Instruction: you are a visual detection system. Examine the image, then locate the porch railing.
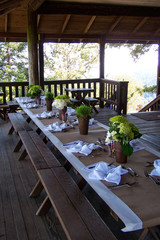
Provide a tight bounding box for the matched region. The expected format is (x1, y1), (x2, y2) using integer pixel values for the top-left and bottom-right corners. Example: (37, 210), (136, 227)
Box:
(139, 94), (160, 112)
(0, 78), (128, 114)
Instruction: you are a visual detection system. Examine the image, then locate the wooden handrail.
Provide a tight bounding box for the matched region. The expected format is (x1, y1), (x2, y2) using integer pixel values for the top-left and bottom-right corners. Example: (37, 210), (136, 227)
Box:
(0, 78), (128, 114)
(139, 94), (160, 112)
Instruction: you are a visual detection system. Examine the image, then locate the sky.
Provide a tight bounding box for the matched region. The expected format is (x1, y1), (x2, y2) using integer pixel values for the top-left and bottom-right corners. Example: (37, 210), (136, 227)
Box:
(104, 44), (158, 86)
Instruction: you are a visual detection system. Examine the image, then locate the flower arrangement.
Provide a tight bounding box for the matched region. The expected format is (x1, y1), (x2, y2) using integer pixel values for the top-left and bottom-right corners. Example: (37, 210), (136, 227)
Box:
(27, 85), (44, 98)
(52, 94), (70, 110)
(105, 115), (142, 156)
(75, 104), (92, 118)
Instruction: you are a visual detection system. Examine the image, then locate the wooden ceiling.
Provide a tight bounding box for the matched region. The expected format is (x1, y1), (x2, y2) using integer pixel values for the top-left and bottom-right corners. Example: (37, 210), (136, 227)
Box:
(0, 0), (160, 44)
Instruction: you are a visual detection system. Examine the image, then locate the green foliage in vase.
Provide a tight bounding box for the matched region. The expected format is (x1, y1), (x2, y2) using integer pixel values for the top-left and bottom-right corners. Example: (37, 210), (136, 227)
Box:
(45, 92), (54, 100)
(75, 104), (92, 117)
(27, 85), (43, 98)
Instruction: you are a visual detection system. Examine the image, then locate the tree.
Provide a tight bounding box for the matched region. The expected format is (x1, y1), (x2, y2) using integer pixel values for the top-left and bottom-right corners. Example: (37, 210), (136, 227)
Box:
(0, 42), (28, 82)
(44, 43), (99, 80)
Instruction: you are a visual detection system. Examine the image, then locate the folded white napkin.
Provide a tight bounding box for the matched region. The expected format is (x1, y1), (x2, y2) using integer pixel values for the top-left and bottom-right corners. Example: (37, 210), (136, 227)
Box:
(88, 161), (128, 184)
(26, 103), (38, 108)
(64, 140), (101, 156)
(150, 159), (160, 176)
(72, 118), (97, 127)
(35, 111), (55, 118)
(44, 122), (72, 132)
(21, 98), (34, 103)
(67, 107), (76, 116)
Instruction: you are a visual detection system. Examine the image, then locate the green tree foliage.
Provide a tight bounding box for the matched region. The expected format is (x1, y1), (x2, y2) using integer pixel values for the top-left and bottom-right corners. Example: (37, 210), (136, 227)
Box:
(0, 42), (28, 82)
(143, 84), (157, 93)
(44, 43), (99, 80)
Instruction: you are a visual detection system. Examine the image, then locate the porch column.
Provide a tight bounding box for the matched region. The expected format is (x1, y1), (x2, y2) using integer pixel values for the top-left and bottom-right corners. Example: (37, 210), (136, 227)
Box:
(99, 36), (105, 108)
(157, 42), (160, 96)
(38, 36), (44, 90)
(27, 7), (39, 85)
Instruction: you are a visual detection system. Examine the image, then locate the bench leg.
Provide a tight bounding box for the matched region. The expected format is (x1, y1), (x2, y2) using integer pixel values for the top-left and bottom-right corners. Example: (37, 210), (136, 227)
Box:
(18, 149), (27, 161)
(63, 160), (72, 172)
(8, 126), (14, 135)
(77, 177), (87, 190)
(29, 180), (44, 198)
(43, 136), (49, 144)
(138, 228), (149, 240)
(36, 196), (52, 216)
(36, 127), (42, 135)
(13, 139), (22, 152)
(26, 116), (31, 123)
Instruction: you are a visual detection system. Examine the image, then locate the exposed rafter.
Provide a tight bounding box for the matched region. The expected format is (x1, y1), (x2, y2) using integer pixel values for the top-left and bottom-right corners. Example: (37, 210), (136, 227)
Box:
(58, 14), (71, 42)
(131, 17), (149, 33)
(107, 16), (123, 34)
(83, 16), (96, 34)
(4, 14), (8, 41)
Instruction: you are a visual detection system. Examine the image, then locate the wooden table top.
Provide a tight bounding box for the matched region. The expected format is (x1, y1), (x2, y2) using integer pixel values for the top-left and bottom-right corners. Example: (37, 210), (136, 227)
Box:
(15, 97), (160, 233)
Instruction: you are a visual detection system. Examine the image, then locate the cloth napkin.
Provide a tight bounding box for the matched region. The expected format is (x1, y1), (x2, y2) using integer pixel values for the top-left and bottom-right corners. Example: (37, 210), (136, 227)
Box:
(67, 107), (76, 116)
(72, 118), (97, 127)
(35, 111), (55, 118)
(63, 140), (101, 156)
(44, 122), (73, 132)
(88, 161), (128, 185)
(150, 159), (160, 176)
(25, 103), (38, 108)
(21, 98), (34, 103)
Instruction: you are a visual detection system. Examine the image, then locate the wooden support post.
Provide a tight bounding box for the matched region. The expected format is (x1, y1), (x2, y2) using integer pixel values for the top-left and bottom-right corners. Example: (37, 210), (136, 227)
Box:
(99, 36), (105, 108)
(157, 42), (160, 96)
(38, 38), (44, 90)
(27, 7), (39, 85)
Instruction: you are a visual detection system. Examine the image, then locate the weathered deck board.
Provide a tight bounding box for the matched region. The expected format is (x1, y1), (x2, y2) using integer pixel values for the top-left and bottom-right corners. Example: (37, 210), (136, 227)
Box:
(0, 119), (66, 240)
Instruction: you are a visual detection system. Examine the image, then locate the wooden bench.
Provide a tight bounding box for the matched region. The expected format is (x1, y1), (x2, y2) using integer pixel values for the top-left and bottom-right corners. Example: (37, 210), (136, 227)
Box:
(84, 97), (99, 113)
(8, 112), (33, 135)
(15, 130), (61, 170)
(31, 167), (116, 240)
(70, 97), (81, 106)
(0, 104), (9, 121)
(7, 101), (21, 113)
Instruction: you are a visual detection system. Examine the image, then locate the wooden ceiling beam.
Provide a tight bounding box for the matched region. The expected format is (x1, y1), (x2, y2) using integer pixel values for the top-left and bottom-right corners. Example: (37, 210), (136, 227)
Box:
(83, 16), (96, 34)
(4, 14), (8, 41)
(37, 2), (160, 17)
(28, 0), (46, 11)
(108, 16), (123, 34)
(131, 17), (149, 33)
(61, 14), (71, 34)
(58, 14), (71, 42)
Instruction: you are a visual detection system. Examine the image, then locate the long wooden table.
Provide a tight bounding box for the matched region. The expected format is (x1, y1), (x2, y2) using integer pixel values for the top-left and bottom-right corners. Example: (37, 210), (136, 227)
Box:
(15, 97), (160, 237)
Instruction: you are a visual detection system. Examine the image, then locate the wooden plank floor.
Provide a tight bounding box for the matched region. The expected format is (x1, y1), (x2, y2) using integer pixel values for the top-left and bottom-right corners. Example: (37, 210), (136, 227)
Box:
(0, 119), (67, 240)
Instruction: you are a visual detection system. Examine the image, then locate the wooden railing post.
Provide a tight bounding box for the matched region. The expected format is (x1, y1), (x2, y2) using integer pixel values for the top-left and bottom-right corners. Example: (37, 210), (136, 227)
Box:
(99, 37), (105, 108)
(117, 81), (128, 114)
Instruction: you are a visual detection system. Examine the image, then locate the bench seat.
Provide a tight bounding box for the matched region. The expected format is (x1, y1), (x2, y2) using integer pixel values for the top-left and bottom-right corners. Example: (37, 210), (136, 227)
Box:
(8, 112), (32, 134)
(17, 130), (61, 170)
(33, 167), (116, 240)
(84, 97), (99, 113)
